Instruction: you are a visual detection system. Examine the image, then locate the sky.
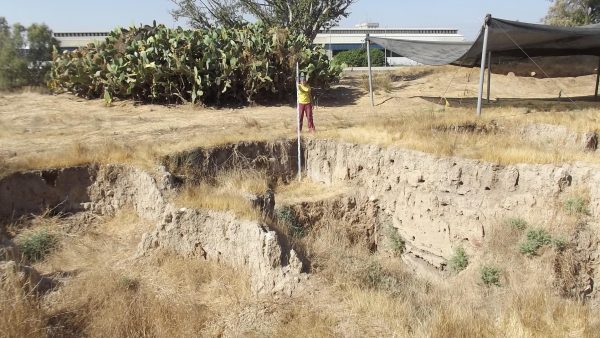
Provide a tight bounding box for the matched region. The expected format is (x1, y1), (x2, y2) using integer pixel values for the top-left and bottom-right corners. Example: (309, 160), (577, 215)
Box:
(1, 0), (551, 39)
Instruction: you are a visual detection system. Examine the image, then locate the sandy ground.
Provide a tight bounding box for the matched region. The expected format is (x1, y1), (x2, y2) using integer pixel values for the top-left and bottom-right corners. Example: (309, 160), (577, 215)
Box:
(1, 66), (599, 166)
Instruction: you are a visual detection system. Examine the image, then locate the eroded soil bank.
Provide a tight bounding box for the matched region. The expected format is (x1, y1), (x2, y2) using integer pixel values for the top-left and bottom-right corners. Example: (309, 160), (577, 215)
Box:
(2, 138), (600, 306)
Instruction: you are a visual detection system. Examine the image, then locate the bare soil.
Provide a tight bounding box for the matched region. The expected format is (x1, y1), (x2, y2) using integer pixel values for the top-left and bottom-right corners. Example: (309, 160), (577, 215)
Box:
(2, 67), (600, 169)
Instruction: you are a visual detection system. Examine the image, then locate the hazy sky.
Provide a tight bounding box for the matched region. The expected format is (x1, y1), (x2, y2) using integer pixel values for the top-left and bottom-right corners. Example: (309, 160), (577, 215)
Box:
(2, 0), (551, 39)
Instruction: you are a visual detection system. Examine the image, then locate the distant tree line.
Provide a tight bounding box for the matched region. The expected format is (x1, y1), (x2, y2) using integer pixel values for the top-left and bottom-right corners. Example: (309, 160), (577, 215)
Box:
(0, 17), (59, 90)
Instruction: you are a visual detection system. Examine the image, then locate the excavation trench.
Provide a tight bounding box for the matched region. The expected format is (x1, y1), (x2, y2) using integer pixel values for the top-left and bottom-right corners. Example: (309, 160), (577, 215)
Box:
(2, 138), (600, 300)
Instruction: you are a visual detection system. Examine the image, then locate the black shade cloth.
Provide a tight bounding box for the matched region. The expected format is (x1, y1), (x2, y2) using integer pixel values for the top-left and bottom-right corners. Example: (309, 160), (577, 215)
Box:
(370, 16), (600, 68)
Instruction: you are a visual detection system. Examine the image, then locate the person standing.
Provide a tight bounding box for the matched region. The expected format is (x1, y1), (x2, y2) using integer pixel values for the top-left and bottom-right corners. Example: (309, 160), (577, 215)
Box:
(297, 74), (315, 132)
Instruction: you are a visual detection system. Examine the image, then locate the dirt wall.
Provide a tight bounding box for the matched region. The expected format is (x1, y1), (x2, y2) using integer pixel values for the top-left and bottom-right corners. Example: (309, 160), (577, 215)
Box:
(304, 139), (600, 269)
(0, 166), (97, 220)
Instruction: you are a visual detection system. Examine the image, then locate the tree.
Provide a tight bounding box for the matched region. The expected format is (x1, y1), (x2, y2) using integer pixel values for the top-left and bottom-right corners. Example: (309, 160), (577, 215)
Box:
(170, 0), (243, 29)
(0, 17), (59, 89)
(170, 0), (356, 40)
(26, 24), (59, 85)
(240, 0), (355, 40)
(544, 0), (600, 26)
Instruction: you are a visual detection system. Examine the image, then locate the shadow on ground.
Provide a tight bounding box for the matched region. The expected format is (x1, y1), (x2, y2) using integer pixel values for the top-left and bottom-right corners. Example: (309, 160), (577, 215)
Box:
(416, 95), (600, 111)
(314, 86), (363, 107)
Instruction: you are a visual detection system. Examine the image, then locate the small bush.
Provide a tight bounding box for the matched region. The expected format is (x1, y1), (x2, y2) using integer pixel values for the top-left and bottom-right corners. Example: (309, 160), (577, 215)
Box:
(363, 261), (401, 292)
(17, 230), (57, 262)
(564, 197), (588, 215)
(553, 237), (568, 252)
(118, 276), (140, 291)
(519, 228), (552, 256)
(480, 266), (501, 287)
(386, 226), (405, 255)
(449, 246), (469, 273)
(333, 48), (385, 67)
(507, 217), (527, 231)
(276, 206), (304, 238)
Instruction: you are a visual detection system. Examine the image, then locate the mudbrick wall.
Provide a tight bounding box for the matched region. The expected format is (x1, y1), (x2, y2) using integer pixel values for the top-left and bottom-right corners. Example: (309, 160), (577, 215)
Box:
(304, 139), (600, 270)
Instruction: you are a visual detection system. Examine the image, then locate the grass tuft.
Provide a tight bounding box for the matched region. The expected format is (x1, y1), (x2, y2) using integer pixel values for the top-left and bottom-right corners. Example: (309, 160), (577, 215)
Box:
(519, 228), (552, 256)
(564, 196), (589, 216)
(276, 206), (304, 238)
(448, 246), (469, 273)
(507, 217), (528, 231)
(17, 229), (57, 262)
(386, 225), (405, 256)
(480, 265), (501, 287)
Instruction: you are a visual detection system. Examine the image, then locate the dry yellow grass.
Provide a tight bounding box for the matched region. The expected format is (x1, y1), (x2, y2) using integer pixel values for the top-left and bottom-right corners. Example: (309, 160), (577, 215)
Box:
(175, 169), (269, 220)
(275, 178), (349, 205)
(2, 67), (600, 175)
(291, 210), (600, 337)
(318, 106), (600, 165)
(0, 210), (258, 337)
(2, 181), (600, 337)
(0, 272), (46, 338)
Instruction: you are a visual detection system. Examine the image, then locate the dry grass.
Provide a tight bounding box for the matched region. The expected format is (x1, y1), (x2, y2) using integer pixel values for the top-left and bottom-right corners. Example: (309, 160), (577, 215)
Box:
(175, 169), (269, 220)
(2, 68), (600, 174)
(284, 202), (600, 337)
(0, 210), (257, 337)
(359, 72), (396, 93)
(319, 107), (600, 165)
(0, 272), (46, 338)
(275, 178), (349, 205)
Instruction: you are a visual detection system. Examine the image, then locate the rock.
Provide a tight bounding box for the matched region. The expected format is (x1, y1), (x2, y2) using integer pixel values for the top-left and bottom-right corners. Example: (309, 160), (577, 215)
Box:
(584, 132), (598, 151)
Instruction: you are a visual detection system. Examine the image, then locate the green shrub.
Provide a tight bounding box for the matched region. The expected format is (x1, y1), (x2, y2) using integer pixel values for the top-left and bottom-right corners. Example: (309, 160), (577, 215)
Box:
(118, 275), (140, 291)
(507, 217), (527, 231)
(17, 230), (57, 262)
(480, 265), (501, 287)
(564, 196), (588, 215)
(553, 237), (568, 252)
(519, 228), (552, 256)
(276, 206), (304, 238)
(50, 22), (341, 105)
(449, 246), (469, 273)
(333, 48), (385, 67)
(363, 261), (400, 292)
(386, 226), (405, 255)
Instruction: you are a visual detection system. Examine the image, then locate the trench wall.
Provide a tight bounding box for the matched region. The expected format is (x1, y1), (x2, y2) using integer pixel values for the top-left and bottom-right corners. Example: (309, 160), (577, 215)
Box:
(304, 139), (600, 268)
(0, 166), (97, 220)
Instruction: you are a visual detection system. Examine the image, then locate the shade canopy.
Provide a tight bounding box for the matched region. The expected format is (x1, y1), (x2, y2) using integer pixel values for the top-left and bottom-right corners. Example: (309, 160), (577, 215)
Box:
(370, 16), (600, 67)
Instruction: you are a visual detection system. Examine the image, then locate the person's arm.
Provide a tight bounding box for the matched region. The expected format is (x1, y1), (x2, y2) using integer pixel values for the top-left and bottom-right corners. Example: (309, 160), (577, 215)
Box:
(298, 83), (310, 93)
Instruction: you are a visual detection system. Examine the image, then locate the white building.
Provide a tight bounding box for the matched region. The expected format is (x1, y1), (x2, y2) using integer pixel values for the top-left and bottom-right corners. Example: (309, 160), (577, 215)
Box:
(54, 23), (465, 65)
(53, 32), (110, 51)
(314, 23), (465, 65)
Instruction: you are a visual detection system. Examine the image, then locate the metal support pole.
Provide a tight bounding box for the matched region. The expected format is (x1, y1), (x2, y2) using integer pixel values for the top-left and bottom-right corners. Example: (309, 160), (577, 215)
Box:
(366, 34), (375, 107)
(595, 57), (600, 99)
(384, 48), (387, 67)
(476, 16), (491, 117)
(295, 62), (302, 181)
(486, 51), (492, 103)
